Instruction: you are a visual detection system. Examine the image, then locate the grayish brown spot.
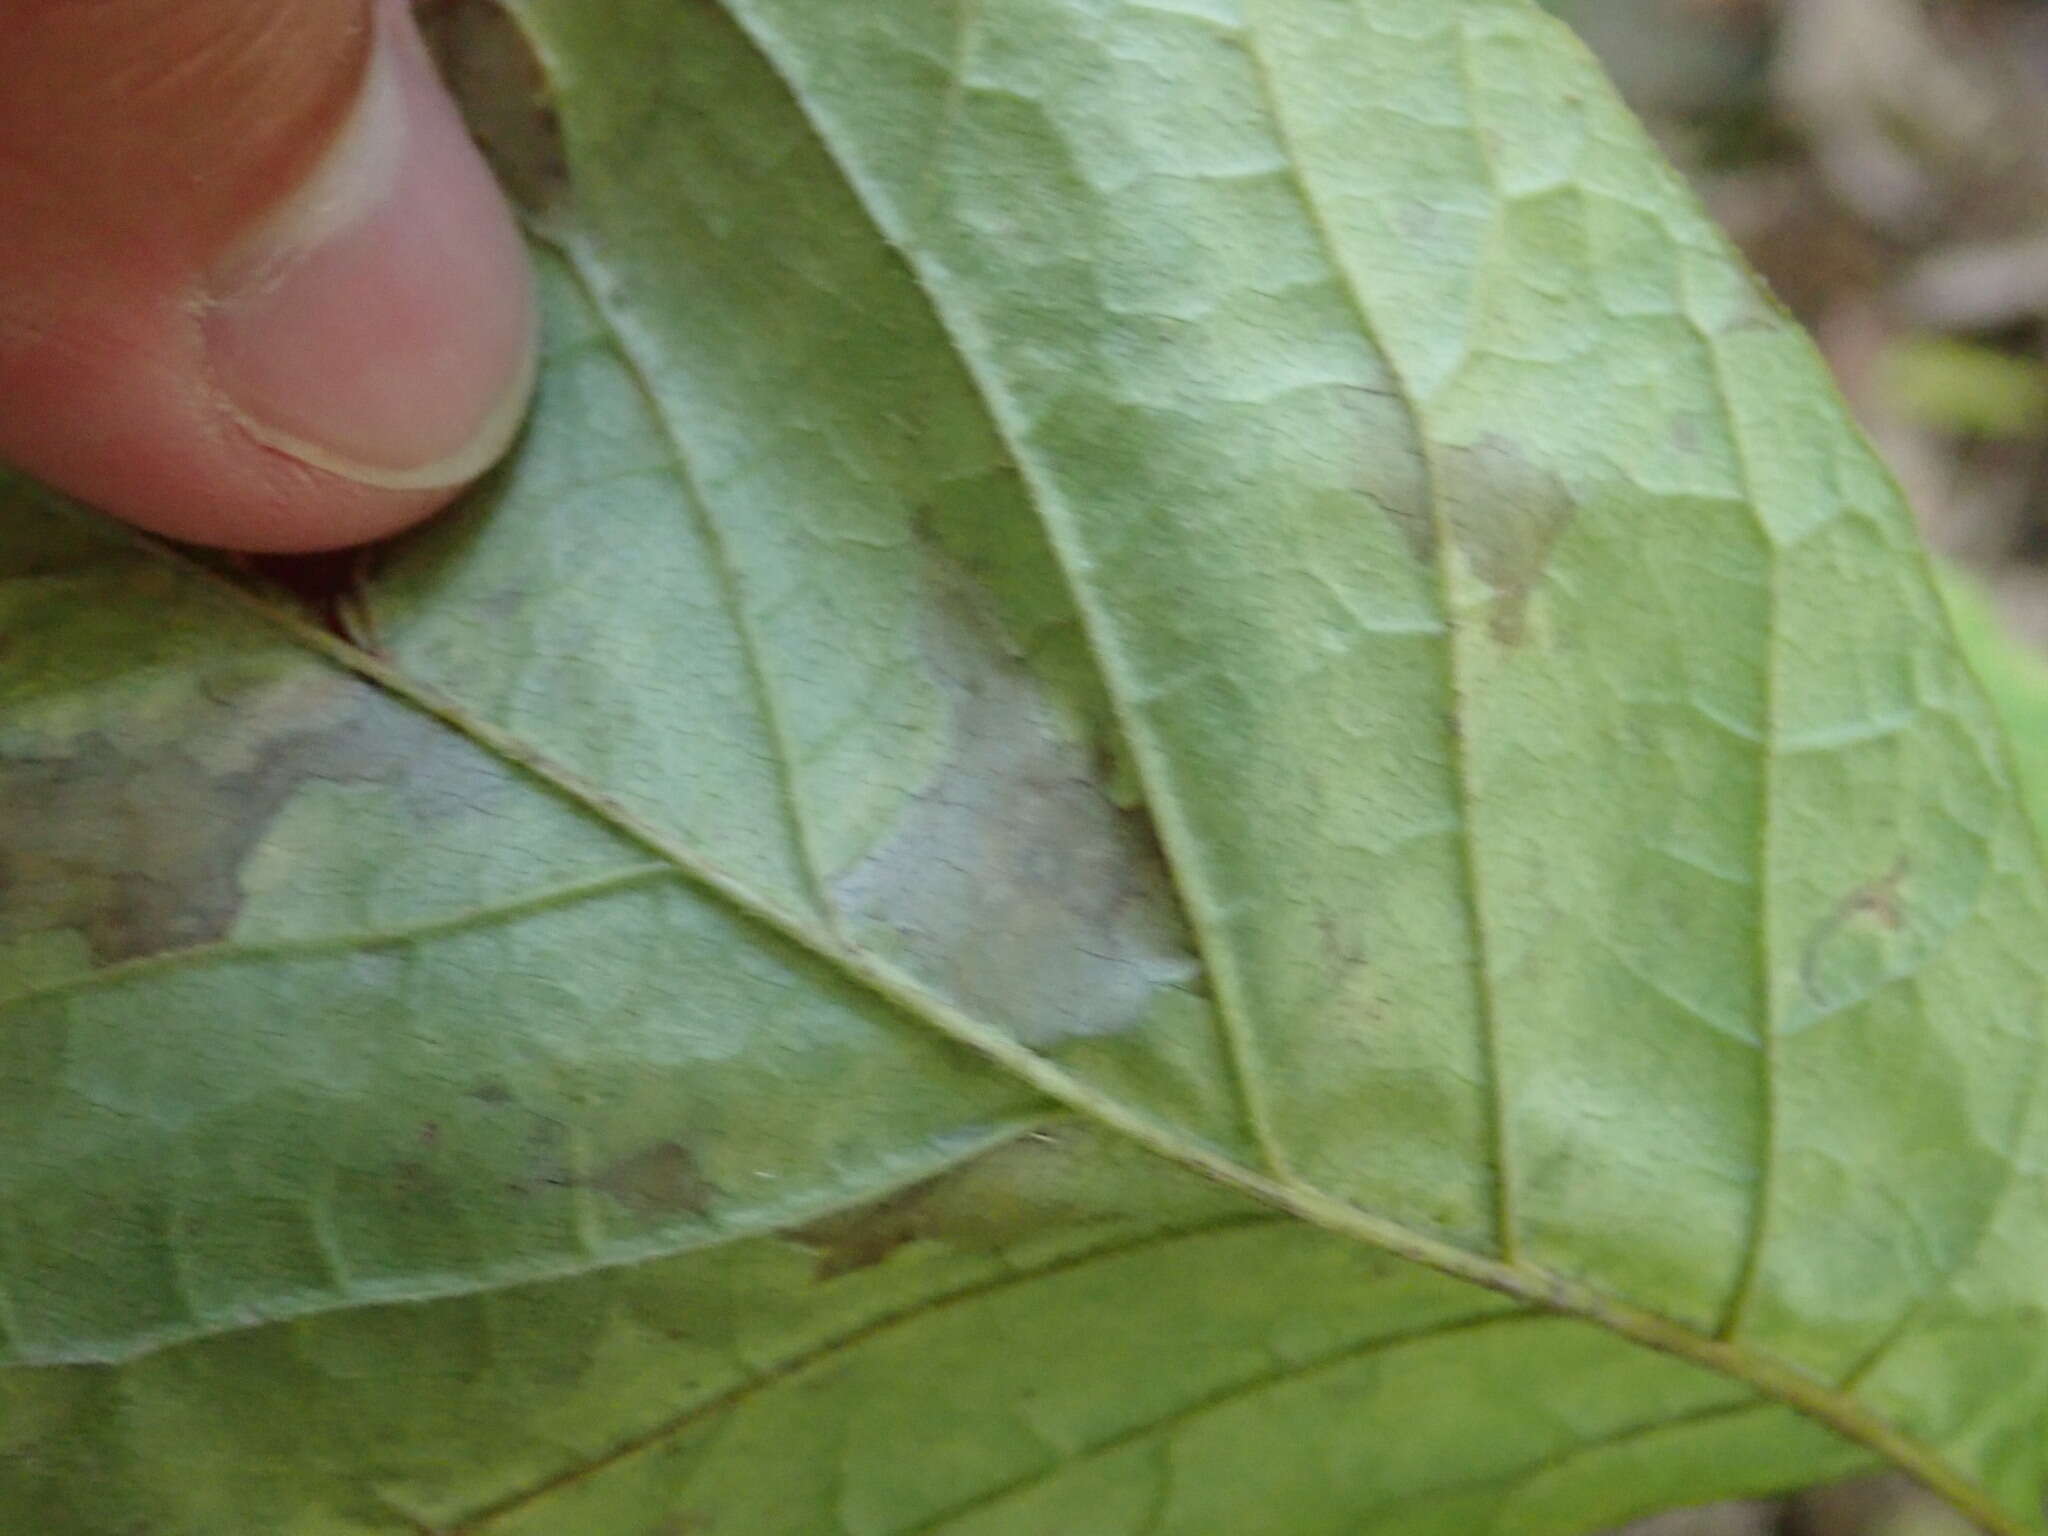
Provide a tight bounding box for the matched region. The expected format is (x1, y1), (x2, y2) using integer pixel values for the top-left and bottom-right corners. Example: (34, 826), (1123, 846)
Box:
(1313, 910), (1371, 999)
(0, 675), (509, 965)
(1844, 859), (1909, 933)
(833, 564), (1202, 1048)
(588, 1141), (716, 1217)
(1799, 855), (1912, 1009)
(790, 1128), (1108, 1280)
(1437, 435), (1577, 647)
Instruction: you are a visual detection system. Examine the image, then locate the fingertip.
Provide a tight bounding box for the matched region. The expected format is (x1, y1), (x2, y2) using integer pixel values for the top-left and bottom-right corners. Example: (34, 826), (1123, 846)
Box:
(0, 0), (537, 554)
(202, 0), (538, 507)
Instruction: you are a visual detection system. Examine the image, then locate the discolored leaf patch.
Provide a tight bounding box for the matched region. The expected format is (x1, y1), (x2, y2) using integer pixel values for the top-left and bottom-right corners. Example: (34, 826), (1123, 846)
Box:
(834, 567), (1202, 1050)
(587, 1142), (717, 1219)
(1439, 436), (1578, 648)
(0, 675), (495, 965)
(790, 1128), (1112, 1280)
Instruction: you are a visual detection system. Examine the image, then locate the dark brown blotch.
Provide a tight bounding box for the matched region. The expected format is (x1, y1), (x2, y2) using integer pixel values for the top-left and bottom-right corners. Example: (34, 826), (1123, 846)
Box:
(0, 675), (511, 966)
(789, 1130), (1101, 1281)
(790, 1179), (937, 1279)
(587, 1141), (716, 1218)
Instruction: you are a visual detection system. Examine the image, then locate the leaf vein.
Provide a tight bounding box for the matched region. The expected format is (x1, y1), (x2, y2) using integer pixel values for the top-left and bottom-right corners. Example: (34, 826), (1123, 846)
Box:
(446, 1213), (1288, 1532)
(1241, 2), (1519, 1259)
(1687, 260), (1784, 1345)
(713, 0), (1295, 1181)
(551, 233), (845, 933)
(0, 861), (677, 1013)
(910, 1306), (1540, 1534)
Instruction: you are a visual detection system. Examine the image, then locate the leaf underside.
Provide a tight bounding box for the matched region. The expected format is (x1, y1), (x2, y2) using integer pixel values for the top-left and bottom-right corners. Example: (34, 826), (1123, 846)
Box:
(6, 2), (2048, 1533)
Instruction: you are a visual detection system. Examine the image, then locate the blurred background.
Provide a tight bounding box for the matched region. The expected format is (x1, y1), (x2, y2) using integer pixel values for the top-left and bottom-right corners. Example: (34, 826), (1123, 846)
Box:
(1555, 3), (2048, 1532)
(1554, 0), (2048, 642)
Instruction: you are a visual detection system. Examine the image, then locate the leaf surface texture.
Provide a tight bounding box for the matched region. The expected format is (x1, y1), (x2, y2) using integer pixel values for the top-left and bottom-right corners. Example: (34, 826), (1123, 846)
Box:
(5, 1), (2048, 1531)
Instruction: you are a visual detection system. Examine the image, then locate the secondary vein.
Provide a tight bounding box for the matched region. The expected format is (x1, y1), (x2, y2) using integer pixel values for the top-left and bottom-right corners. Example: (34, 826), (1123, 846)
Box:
(715, 0), (1297, 1183)
(444, 1213), (1288, 1532)
(552, 233), (846, 936)
(1690, 257), (1783, 1346)
(1242, 3), (1520, 1262)
(0, 860), (677, 1013)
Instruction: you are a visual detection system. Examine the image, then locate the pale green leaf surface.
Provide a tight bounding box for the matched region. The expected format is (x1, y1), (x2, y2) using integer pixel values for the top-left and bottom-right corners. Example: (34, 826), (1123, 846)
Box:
(5, 0), (2048, 1532)
(3, 1135), (1872, 1536)
(1946, 573), (2048, 850)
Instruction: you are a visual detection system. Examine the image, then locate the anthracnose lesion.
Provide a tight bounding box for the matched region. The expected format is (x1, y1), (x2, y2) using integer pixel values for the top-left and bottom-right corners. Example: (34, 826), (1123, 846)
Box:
(1435, 435), (1578, 649)
(1796, 852), (1913, 1014)
(829, 565), (1203, 1052)
(0, 672), (476, 969)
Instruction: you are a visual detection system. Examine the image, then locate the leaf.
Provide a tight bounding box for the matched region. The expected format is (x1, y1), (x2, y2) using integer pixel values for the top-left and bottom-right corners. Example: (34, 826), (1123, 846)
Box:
(6, 1), (2048, 1532)
(1946, 571), (2048, 849)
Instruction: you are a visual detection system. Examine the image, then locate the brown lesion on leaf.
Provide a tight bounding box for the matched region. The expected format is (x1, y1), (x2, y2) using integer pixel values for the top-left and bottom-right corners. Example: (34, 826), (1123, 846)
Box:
(1314, 909), (1368, 972)
(1797, 854), (1913, 1009)
(1436, 436), (1578, 648)
(789, 1178), (941, 1280)
(1345, 397), (1577, 648)
(0, 673), (511, 966)
(470, 1081), (718, 1218)
(587, 1141), (717, 1218)
(1844, 857), (1910, 932)
(788, 1128), (1106, 1281)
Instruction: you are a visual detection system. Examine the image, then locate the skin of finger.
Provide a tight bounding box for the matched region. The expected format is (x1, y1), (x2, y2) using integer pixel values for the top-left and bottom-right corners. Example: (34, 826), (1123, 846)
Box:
(0, 0), (481, 550)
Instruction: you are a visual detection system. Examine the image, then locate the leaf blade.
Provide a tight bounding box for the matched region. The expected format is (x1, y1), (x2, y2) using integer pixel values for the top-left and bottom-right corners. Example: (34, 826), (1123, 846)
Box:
(9, 0), (2048, 1531)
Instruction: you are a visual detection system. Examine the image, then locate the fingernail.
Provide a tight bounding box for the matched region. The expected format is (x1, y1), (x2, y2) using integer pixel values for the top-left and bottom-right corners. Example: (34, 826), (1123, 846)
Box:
(201, 0), (536, 491)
